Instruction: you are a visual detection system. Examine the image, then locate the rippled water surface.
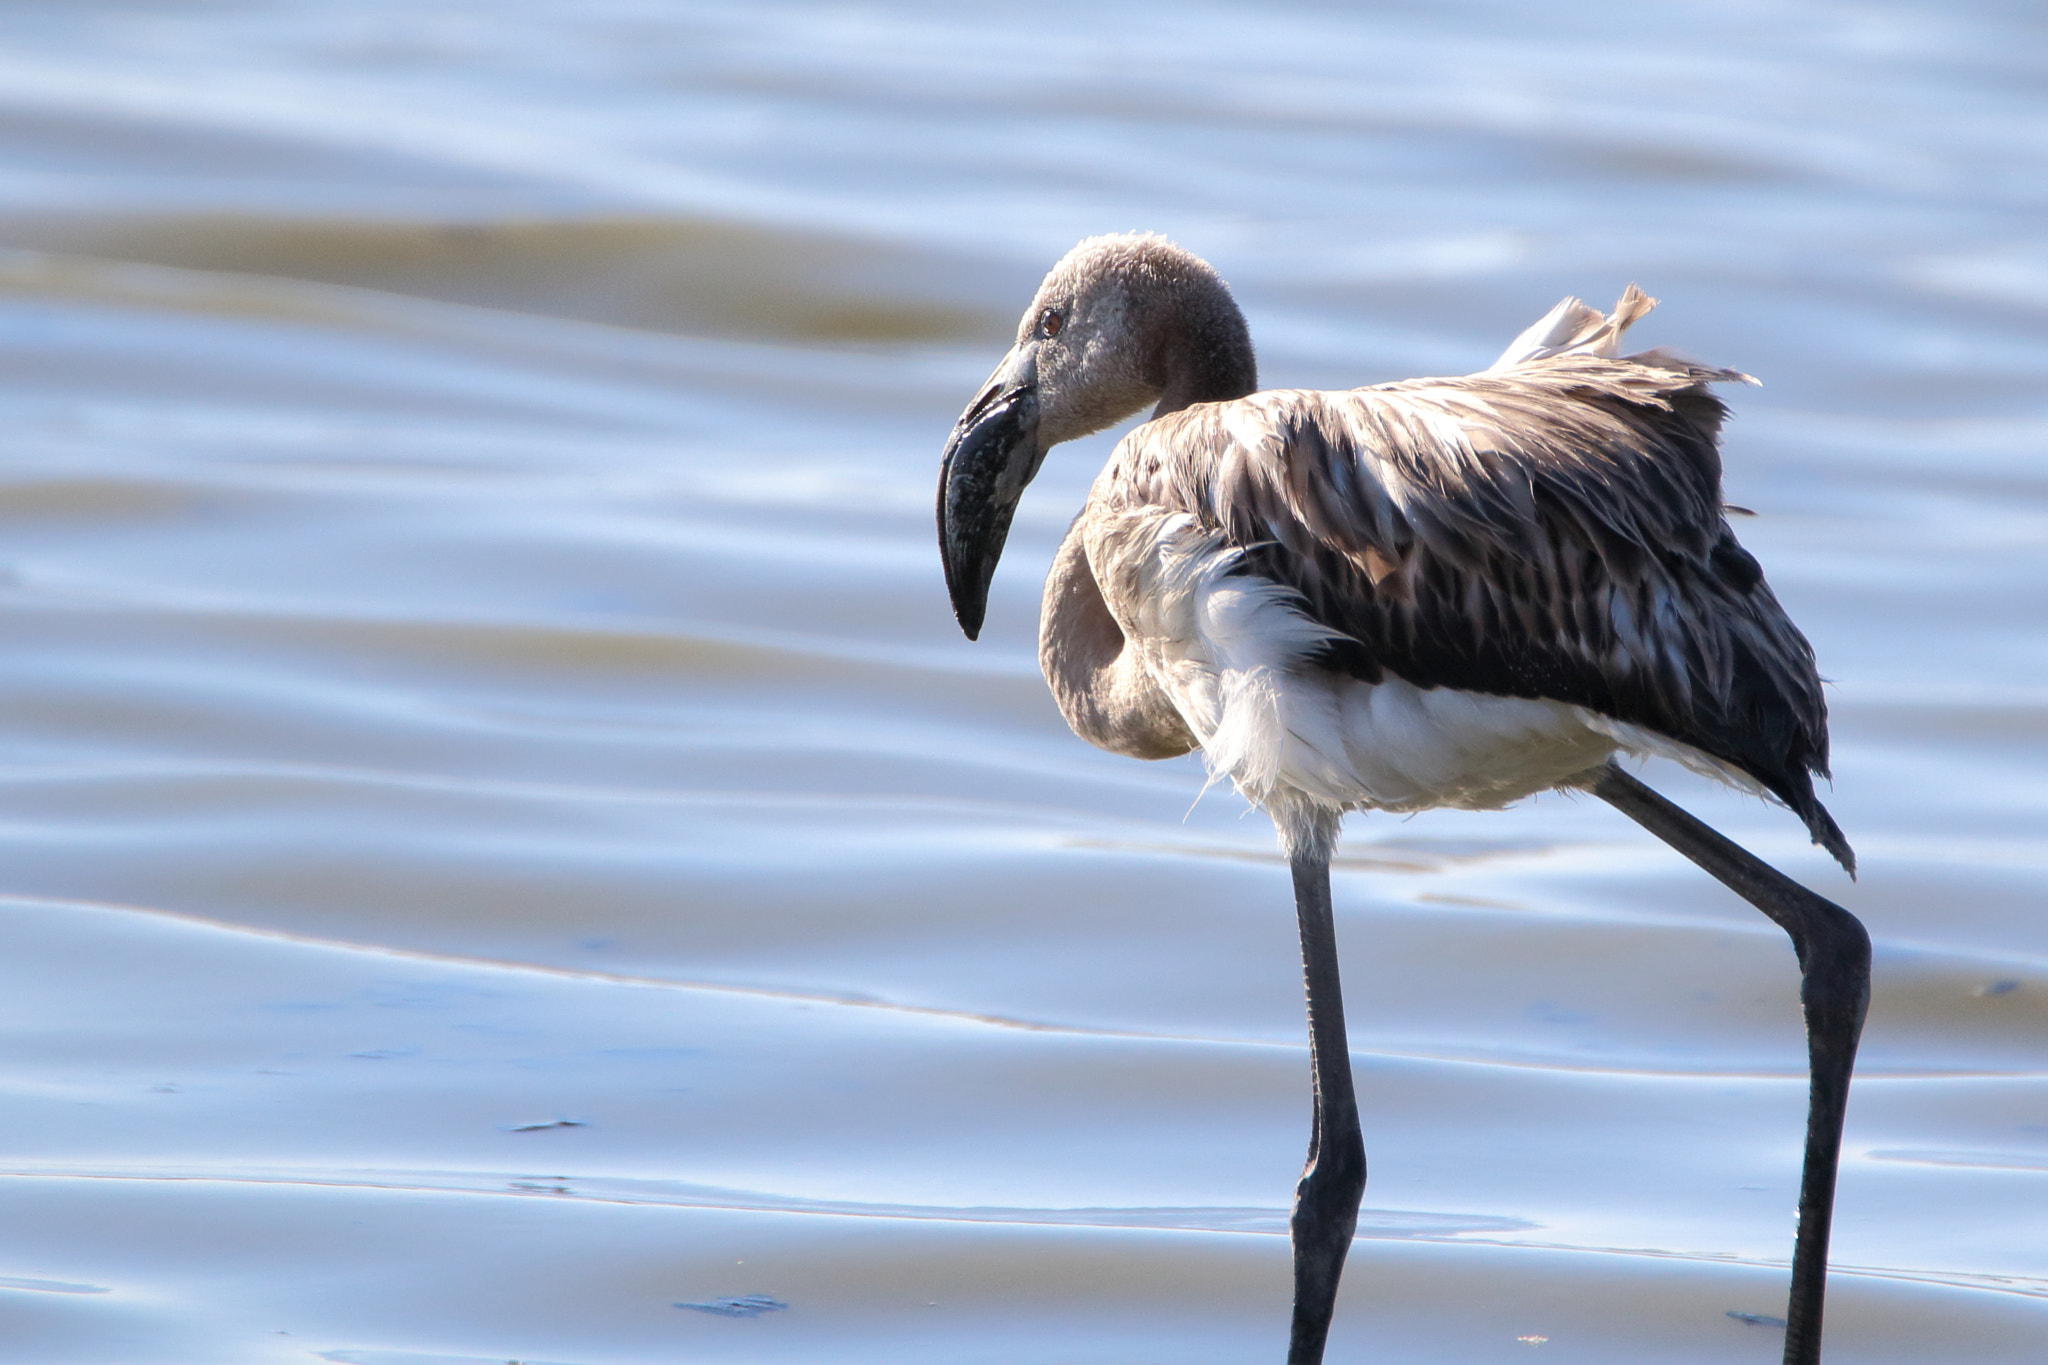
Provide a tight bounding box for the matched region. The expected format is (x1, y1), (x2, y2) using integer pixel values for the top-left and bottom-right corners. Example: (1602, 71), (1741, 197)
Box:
(0, 2), (2044, 1361)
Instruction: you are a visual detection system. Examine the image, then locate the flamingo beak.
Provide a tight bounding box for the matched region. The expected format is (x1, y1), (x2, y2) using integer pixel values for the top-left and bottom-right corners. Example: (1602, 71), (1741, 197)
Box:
(937, 340), (1043, 640)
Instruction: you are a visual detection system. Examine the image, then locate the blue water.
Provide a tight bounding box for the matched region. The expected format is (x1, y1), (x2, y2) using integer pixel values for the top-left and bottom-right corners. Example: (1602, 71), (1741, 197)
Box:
(0, 2), (2042, 1361)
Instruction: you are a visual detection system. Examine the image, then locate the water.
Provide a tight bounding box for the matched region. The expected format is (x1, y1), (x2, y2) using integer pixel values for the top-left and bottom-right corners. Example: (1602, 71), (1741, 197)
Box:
(0, 2), (2043, 1361)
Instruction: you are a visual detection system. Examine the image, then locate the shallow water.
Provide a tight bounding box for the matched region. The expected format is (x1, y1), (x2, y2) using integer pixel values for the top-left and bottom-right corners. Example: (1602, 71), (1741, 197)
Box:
(0, 2), (2044, 1361)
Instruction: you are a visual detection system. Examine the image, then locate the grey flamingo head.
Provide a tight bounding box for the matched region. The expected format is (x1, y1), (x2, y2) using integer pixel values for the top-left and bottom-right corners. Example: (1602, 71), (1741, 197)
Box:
(937, 232), (1256, 639)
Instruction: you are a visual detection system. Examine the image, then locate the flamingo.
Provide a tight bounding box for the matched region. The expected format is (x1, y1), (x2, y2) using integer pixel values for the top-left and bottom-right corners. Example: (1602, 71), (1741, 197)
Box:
(935, 233), (1866, 1365)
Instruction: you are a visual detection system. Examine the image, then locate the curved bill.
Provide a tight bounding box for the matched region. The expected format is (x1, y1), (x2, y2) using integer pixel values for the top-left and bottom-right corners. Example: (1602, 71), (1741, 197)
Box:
(936, 341), (1043, 639)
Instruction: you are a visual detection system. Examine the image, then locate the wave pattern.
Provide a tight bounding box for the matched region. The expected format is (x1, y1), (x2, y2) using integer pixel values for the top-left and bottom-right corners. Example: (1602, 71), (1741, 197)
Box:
(0, 2), (2043, 1361)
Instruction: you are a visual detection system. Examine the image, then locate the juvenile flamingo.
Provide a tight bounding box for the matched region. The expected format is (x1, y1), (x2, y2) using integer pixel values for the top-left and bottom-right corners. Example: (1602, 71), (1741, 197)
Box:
(936, 233), (1865, 1365)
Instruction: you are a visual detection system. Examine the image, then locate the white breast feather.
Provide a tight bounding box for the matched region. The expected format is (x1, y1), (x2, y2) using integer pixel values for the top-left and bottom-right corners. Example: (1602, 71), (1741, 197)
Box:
(1106, 516), (1634, 814)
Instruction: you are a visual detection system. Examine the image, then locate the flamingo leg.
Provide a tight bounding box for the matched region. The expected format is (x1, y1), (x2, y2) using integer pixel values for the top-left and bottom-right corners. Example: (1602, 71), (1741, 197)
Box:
(1587, 764), (1869, 1365)
(1285, 841), (1367, 1365)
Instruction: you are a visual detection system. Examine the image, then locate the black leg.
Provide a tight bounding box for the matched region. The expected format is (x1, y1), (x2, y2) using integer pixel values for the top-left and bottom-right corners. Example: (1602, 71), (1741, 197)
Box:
(1286, 841), (1367, 1365)
(1588, 764), (1869, 1365)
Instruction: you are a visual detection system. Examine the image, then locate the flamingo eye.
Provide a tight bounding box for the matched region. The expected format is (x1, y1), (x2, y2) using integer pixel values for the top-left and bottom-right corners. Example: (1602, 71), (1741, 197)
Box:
(1039, 309), (1063, 338)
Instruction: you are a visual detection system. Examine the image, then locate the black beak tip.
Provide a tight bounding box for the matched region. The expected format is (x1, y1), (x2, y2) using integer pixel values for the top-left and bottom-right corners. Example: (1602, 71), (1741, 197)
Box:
(946, 580), (986, 640)
(937, 516), (987, 640)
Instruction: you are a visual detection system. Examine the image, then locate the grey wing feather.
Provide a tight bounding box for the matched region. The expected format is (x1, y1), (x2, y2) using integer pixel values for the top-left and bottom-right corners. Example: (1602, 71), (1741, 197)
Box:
(1108, 351), (1853, 873)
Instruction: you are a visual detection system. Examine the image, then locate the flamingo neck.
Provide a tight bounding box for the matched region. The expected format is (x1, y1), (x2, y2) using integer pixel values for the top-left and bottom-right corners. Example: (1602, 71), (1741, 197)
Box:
(1149, 293), (1258, 419)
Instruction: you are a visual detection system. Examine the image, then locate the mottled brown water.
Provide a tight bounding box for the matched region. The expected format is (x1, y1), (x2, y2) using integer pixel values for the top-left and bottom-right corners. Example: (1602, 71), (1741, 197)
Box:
(0, 2), (2044, 1362)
